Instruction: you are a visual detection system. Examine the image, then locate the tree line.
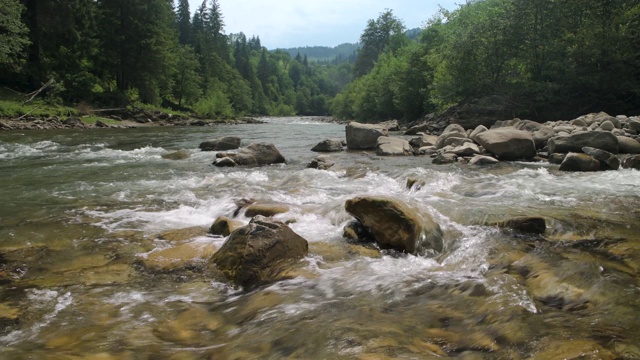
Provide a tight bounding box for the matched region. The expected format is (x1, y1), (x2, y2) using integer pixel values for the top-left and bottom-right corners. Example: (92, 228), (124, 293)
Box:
(0, 0), (352, 117)
(333, 1), (640, 123)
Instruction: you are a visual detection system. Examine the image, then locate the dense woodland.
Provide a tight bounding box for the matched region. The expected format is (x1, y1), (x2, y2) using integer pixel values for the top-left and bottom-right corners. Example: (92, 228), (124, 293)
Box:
(1, 0), (639, 121)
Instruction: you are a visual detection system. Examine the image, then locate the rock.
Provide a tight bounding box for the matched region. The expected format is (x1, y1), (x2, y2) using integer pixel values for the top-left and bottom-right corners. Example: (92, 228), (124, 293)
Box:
(213, 143), (286, 167)
(442, 136), (472, 148)
(311, 138), (344, 152)
(432, 152), (458, 164)
(211, 216), (309, 289)
(447, 142), (480, 157)
(559, 153), (601, 172)
(436, 132), (467, 149)
(475, 128), (536, 160)
(418, 146), (437, 155)
(210, 216), (244, 236)
(547, 131), (619, 154)
(571, 119), (587, 127)
(307, 155), (335, 170)
(199, 136), (241, 151)
(582, 147), (620, 170)
(344, 196), (443, 254)
(530, 340), (615, 360)
(379, 119), (400, 131)
(162, 150), (190, 160)
(469, 125), (488, 142)
(406, 178), (426, 190)
(63, 116), (85, 128)
(213, 157), (237, 167)
(140, 241), (217, 272)
(442, 123), (466, 135)
(468, 155), (499, 165)
(548, 153), (566, 164)
(346, 122), (388, 150)
(376, 136), (412, 156)
(617, 136), (640, 154)
(343, 220), (375, 242)
(95, 120), (111, 128)
(152, 306), (224, 346)
(628, 119), (640, 132)
(496, 217), (546, 234)
(621, 155), (640, 170)
(244, 203), (289, 218)
(409, 134), (438, 148)
(600, 120), (615, 131)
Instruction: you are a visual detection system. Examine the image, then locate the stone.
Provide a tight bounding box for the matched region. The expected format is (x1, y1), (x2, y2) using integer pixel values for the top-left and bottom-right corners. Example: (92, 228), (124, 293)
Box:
(468, 155), (499, 165)
(211, 216), (309, 289)
(447, 142), (481, 157)
(436, 132), (467, 149)
(443, 136), (473, 148)
(140, 241), (217, 272)
(582, 147), (620, 170)
(376, 136), (412, 156)
(621, 155), (640, 170)
(442, 123), (466, 135)
(559, 153), (601, 172)
(617, 136), (640, 154)
(548, 153), (566, 164)
(343, 219), (374, 242)
(244, 203), (289, 218)
(600, 120), (615, 131)
(418, 146), (437, 155)
(571, 119), (587, 127)
(199, 136), (241, 151)
(379, 119), (400, 131)
(547, 131), (619, 154)
(628, 119), (640, 132)
(307, 155), (335, 170)
(409, 134), (438, 148)
(210, 216), (244, 236)
(311, 138), (344, 152)
(432, 152), (458, 164)
(346, 122), (388, 150)
(214, 157), (237, 167)
(162, 150), (190, 160)
(213, 143), (286, 167)
(530, 340), (615, 360)
(496, 217), (546, 234)
(63, 116), (85, 128)
(469, 125), (488, 142)
(344, 196), (443, 254)
(475, 128), (536, 160)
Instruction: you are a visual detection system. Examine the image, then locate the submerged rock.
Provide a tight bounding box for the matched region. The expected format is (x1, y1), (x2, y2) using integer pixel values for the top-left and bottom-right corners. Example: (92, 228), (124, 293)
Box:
(344, 196), (443, 254)
(496, 216), (546, 235)
(211, 216), (308, 289)
(140, 241), (217, 272)
(307, 155), (335, 170)
(199, 136), (241, 151)
(311, 138), (344, 152)
(213, 142), (286, 167)
(161, 150), (190, 160)
(475, 128), (536, 160)
(345, 122), (388, 150)
(582, 147), (619, 170)
(621, 154), (640, 170)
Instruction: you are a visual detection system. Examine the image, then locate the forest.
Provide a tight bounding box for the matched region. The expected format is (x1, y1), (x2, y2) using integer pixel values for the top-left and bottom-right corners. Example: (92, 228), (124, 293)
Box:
(1, 0), (639, 121)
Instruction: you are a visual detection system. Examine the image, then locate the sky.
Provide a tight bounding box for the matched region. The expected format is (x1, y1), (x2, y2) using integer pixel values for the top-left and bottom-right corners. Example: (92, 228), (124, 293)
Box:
(187, 0), (460, 49)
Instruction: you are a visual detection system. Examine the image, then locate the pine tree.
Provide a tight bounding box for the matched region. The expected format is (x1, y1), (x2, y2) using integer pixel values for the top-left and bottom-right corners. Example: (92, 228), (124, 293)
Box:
(176, 0), (191, 45)
(0, 0), (29, 68)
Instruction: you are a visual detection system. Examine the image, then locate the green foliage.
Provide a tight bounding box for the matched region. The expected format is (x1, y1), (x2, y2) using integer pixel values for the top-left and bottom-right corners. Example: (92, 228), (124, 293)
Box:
(0, 100), (78, 118)
(0, 0), (29, 67)
(193, 88), (234, 118)
(354, 9), (407, 77)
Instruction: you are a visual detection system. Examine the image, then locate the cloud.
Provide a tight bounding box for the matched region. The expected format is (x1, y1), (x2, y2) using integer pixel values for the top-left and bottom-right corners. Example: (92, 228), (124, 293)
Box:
(188, 0), (459, 48)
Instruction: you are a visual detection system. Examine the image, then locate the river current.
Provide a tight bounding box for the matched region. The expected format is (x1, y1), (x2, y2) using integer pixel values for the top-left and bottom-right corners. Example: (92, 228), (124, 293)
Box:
(0, 117), (639, 359)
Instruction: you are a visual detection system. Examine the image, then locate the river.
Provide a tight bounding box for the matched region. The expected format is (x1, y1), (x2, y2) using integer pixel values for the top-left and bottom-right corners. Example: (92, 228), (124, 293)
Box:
(0, 117), (639, 359)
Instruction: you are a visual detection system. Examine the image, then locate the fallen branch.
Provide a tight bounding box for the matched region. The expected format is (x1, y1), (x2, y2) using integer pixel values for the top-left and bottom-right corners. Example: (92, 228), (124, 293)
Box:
(13, 106), (41, 121)
(24, 78), (56, 103)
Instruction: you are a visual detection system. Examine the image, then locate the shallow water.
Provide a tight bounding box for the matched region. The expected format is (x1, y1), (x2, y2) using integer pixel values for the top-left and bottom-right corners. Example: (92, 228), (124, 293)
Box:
(1, 117), (639, 359)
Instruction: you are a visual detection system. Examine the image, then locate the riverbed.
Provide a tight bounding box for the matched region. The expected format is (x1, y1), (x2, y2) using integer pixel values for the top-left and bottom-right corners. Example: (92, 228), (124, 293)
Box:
(1, 117), (639, 359)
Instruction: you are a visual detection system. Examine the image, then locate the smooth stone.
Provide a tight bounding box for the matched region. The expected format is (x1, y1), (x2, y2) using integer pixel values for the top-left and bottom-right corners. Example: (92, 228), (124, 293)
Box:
(621, 155), (640, 170)
(617, 136), (640, 154)
(199, 136), (241, 151)
(582, 147), (620, 170)
(559, 153), (601, 172)
(600, 120), (615, 131)
(548, 153), (566, 164)
(628, 119), (640, 132)
(244, 203), (289, 218)
(409, 134), (438, 148)
(311, 138), (344, 152)
(214, 157), (237, 167)
(346, 122), (388, 150)
(214, 142), (286, 166)
(469, 125), (488, 142)
(376, 136), (412, 156)
(162, 150), (190, 160)
(468, 155), (499, 165)
(418, 146), (437, 155)
(157, 226), (207, 242)
(436, 132), (468, 149)
(548, 131), (619, 154)
(475, 128), (537, 160)
(140, 241), (217, 272)
(443, 136), (473, 148)
(210, 216), (244, 236)
(442, 123), (466, 135)
(447, 142), (480, 157)
(432, 152), (458, 164)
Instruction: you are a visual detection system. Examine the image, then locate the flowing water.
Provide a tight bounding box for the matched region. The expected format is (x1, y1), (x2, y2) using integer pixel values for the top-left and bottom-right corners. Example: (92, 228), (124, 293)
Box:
(0, 117), (639, 359)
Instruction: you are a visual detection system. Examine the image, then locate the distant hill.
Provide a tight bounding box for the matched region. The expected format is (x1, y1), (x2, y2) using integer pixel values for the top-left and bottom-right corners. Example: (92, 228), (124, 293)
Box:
(275, 43), (360, 63)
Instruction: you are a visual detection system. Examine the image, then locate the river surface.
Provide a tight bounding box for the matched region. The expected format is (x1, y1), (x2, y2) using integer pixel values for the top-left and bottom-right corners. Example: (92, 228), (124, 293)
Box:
(0, 117), (639, 359)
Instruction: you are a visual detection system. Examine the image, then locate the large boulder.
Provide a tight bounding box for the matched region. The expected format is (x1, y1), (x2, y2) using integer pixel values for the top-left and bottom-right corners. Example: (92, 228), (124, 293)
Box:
(376, 136), (412, 156)
(621, 155), (640, 170)
(211, 216), (308, 289)
(617, 136), (640, 154)
(213, 143), (286, 167)
(311, 138), (344, 152)
(475, 128), (537, 160)
(582, 147), (619, 170)
(559, 153), (601, 172)
(547, 131), (619, 154)
(344, 196), (443, 254)
(199, 136), (241, 151)
(346, 122), (388, 150)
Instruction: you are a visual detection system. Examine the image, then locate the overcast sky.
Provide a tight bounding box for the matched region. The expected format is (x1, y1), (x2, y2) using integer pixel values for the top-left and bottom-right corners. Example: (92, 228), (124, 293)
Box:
(187, 0), (460, 49)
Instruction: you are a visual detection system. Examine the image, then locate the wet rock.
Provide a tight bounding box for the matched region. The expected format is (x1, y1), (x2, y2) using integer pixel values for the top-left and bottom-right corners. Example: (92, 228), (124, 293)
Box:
(621, 154), (640, 170)
(343, 219), (375, 242)
(213, 143), (286, 167)
(210, 216), (244, 236)
(617, 136), (640, 154)
(432, 152), (458, 164)
(417, 146), (437, 155)
(496, 216), (546, 234)
(162, 150), (190, 160)
(530, 340), (615, 360)
(211, 216), (308, 289)
(376, 136), (412, 156)
(582, 147), (620, 170)
(346, 122), (388, 150)
(559, 153), (602, 172)
(311, 138), (344, 152)
(628, 119), (640, 132)
(379, 119), (400, 131)
(468, 155), (498, 165)
(469, 125), (488, 142)
(548, 153), (566, 164)
(548, 131), (619, 154)
(406, 178), (426, 190)
(475, 128), (536, 160)
(0, 303), (20, 325)
(199, 136), (241, 151)
(344, 196), (443, 254)
(214, 157), (237, 167)
(157, 226), (207, 242)
(140, 241), (217, 272)
(153, 306), (224, 346)
(423, 328), (500, 352)
(63, 116), (85, 128)
(409, 133), (438, 148)
(244, 203), (289, 218)
(307, 155), (335, 170)
(447, 142), (480, 157)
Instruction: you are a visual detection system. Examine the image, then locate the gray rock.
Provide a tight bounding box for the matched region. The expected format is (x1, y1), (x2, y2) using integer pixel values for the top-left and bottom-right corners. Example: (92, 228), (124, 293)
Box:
(443, 136), (473, 148)
(468, 155), (499, 165)
(379, 119), (400, 131)
(214, 157), (237, 167)
(600, 120), (615, 131)
(559, 153), (601, 172)
(162, 150), (190, 160)
(582, 147), (620, 170)
(418, 146), (437, 155)
(554, 125), (575, 134)
(628, 120), (640, 132)
(376, 136), (412, 156)
(548, 153), (566, 165)
(475, 128), (537, 160)
(617, 136), (640, 154)
(308, 155), (335, 170)
(214, 143), (286, 167)
(436, 131), (468, 149)
(447, 142), (481, 157)
(442, 123), (466, 135)
(470, 125), (488, 142)
(346, 122), (388, 150)
(432, 153), (458, 164)
(311, 138), (344, 152)
(199, 136), (241, 151)
(621, 155), (640, 170)
(409, 133), (438, 148)
(571, 119), (587, 127)
(547, 131), (619, 154)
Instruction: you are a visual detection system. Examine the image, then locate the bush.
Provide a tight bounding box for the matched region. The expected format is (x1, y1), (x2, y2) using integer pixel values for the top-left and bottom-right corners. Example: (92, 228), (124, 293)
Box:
(193, 89), (235, 118)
